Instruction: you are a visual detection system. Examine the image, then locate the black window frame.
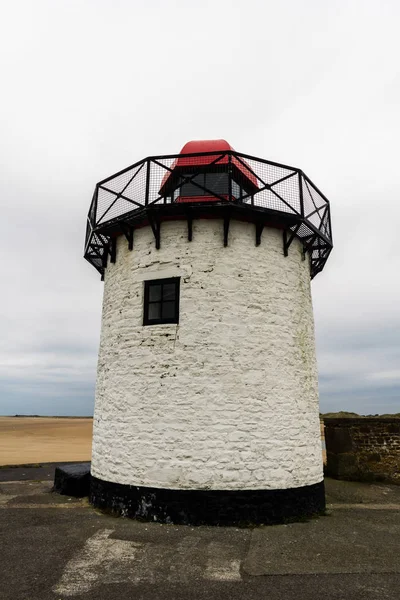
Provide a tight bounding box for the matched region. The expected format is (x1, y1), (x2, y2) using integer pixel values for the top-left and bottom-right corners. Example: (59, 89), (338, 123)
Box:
(143, 277), (180, 326)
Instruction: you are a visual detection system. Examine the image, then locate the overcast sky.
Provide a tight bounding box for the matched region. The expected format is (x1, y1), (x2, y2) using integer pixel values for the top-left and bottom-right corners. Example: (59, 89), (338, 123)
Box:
(1, 0), (399, 416)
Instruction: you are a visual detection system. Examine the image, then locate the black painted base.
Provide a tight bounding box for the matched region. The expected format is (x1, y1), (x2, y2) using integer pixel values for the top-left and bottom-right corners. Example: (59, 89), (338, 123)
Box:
(90, 476), (325, 526)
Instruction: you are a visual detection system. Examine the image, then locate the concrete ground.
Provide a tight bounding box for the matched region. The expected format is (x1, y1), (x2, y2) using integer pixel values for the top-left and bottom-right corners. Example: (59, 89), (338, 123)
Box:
(0, 465), (399, 600)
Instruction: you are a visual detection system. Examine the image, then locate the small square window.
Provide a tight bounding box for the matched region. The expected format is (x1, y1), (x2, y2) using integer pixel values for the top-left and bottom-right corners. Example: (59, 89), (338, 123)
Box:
(143, 278), (180, 325)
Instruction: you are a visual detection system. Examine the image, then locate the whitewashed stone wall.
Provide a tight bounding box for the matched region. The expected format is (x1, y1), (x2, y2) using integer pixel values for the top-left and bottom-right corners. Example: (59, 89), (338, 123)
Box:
(91, 219), (323, 491)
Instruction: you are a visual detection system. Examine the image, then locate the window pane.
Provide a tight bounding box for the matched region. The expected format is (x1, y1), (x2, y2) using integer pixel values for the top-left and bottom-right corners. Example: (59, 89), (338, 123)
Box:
(163, 283), (176, 301)
(148, 302), (161, 320)
(205, 172), (229, 194)
(232, 181), (240, 199)
(162, 301), (175, 319)
(180, 174), (205, 197)
(149, 284), (161, 302)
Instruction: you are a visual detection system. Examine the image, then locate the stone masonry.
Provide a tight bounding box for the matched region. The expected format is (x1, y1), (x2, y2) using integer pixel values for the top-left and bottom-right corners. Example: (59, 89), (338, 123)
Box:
(91, 219), (323, 492)
(325, 417), (400, 484)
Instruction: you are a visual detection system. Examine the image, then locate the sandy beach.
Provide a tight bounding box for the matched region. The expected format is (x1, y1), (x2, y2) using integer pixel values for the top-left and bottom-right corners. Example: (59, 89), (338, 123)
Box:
(0, 417), (93, 466)
(0, 417), (325, 466)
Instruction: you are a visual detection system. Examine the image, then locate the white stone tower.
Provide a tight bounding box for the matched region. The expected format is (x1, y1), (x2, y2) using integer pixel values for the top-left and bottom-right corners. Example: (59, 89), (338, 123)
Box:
(84, 140), (333, 525)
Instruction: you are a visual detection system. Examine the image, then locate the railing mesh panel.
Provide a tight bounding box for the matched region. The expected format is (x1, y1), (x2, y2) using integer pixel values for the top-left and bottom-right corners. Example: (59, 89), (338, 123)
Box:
(100, 162), (144, 194)
(84, 150), (332, 279)
(96, 188), (116, 223)
(148, 159), (174, 205)
(253, 188), (296, 214)
(271, 173), (300, 214)
(241, 157), (295, 187)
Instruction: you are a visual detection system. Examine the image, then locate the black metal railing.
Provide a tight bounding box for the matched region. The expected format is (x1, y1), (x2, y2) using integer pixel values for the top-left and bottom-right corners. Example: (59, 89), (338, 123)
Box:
(84, 150), (333, 279)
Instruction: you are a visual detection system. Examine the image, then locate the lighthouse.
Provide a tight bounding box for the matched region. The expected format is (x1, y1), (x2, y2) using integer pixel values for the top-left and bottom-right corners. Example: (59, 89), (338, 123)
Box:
(84, 140), (333, 525)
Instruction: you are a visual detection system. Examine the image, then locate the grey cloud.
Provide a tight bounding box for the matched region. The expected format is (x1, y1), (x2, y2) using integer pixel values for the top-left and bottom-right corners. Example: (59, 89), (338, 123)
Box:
(1, 0), (399, 415)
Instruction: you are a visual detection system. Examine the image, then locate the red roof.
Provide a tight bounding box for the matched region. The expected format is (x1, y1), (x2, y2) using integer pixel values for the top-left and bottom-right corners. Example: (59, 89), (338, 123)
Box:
(159, 140), (258, 195)
(177, 139), (233, 161)
(181, 139), (233, 152)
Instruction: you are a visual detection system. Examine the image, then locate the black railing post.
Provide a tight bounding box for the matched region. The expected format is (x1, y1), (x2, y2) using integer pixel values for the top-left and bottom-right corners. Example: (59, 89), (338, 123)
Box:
(93, 186), (98, 226)
(327, 203), (333, 244)
(228, 153), (232, 202)
(283, 230), (288, 257)
(298, 171), (304, 218)
(110, 238), (116, 263)
(145, 159), (151, 206)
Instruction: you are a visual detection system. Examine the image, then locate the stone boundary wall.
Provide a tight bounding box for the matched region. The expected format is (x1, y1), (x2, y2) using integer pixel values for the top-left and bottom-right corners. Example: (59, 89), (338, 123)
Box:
(324, 418), (400, 484)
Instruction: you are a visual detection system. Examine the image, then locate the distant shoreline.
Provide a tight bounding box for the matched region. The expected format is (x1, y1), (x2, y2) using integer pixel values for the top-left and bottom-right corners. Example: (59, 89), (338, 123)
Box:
(0, 415), (93, 419)
(2, 412), (399, 419)
(321, 412), (400, 419)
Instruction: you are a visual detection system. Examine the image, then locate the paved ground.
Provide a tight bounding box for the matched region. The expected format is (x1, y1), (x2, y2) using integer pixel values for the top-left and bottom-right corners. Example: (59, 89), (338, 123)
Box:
(0, 462), (81, 482)
(0, 466), (399, 600)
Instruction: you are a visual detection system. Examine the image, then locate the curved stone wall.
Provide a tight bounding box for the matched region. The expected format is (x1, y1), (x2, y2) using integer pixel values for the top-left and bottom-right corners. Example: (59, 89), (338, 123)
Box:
(91, 219), (323, 494)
